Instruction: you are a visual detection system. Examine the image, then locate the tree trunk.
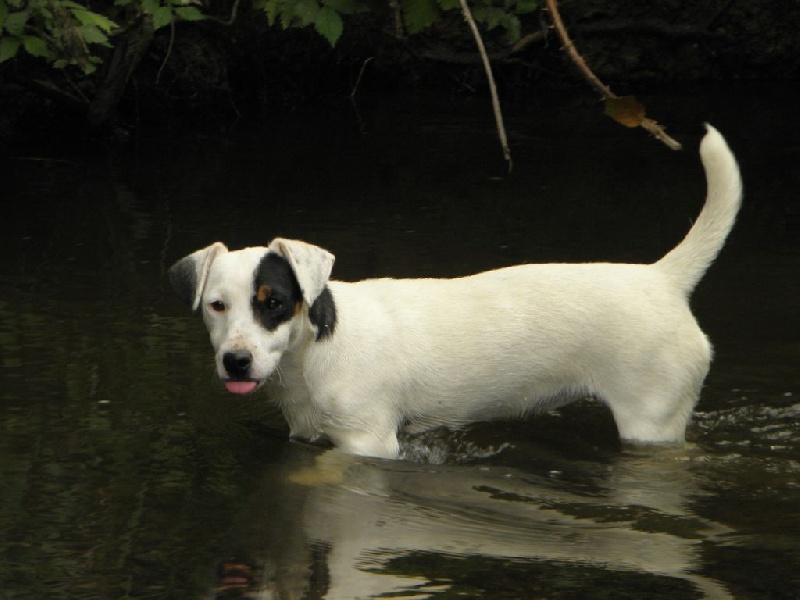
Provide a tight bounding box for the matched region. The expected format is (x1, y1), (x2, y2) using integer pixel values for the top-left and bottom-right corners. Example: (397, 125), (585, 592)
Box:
(87, 13), (155, 130)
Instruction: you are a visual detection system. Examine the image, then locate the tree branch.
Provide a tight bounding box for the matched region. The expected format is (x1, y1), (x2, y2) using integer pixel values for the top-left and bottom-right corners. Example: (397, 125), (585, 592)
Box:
(10, 76), (88, 111)
(155, 19), (176, 85)
(87, 13), (155, 128)
(205, 0), (241, 26)
(458, 0), (513, 172)
(545, 0), (682, 150)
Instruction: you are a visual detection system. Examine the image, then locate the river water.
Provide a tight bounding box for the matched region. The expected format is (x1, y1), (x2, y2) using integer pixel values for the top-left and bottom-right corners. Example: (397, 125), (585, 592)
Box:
(1, 85), (798, 599)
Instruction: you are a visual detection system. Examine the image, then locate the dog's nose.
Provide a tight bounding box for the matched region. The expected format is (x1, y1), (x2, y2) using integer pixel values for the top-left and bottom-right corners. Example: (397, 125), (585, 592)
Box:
(222, 350), (253, 378)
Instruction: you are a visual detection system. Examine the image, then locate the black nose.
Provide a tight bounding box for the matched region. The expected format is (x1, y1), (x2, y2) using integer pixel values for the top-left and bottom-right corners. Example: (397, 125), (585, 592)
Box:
(222, 350), (253, 378)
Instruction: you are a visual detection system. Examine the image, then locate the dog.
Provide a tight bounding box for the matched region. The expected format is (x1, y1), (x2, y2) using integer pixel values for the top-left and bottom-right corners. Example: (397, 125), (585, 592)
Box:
(169, 125), (742, 459)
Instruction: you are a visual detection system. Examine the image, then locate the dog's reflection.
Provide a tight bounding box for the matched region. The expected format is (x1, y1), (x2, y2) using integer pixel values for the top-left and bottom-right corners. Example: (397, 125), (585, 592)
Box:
(212, 439), (732, 599)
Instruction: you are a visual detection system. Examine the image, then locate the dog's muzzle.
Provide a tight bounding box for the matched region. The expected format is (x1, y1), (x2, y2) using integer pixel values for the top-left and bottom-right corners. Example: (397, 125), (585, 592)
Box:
(222, 350), (260, 394)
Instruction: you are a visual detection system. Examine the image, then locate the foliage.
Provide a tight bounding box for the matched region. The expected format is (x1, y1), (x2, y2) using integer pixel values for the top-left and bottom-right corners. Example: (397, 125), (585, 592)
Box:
(0, 0), (544, 128)
(0, 0), (208, 75)
(408, 0), (540, 41)
(252, 0), (542, 46)
(143, 0), (206, 31)
(255, 0), (361, 46)
(0, 0), (543, 73)
(0, 0), (117, 74)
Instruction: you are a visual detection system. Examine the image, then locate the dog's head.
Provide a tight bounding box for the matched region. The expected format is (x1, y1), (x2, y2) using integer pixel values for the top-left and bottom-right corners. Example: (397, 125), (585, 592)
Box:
(168, 238), (335, 394)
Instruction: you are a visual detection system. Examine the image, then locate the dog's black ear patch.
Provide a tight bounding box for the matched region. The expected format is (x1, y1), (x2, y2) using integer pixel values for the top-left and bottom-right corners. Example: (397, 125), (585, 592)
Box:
(309, 287), (337, 341)
(168, 259), (198, 307)
(251, 253), (303, 332)
(252, 252), (336, 339)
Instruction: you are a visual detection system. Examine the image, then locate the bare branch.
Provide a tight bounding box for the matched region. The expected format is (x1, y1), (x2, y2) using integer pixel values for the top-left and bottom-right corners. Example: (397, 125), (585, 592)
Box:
(15, 77), (88, 110)
(350, 56), (374, 99)
(641, 118), (683, 151)
(458, 0), (513, 172)
(510, 29), (545, 55)
(155, 19), (176, 85)
(545, 0), (682, 151)
(545, 0), (612, 97)
(205, 0), (241, 26)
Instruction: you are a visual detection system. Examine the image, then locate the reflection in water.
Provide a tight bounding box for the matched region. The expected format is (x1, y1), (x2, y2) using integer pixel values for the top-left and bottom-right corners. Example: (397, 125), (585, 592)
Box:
(217, 439), (734, 599)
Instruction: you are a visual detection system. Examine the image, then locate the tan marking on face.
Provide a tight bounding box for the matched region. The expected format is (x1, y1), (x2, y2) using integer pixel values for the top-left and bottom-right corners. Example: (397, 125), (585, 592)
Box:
(257, 284), (271, 302)
(294, 302), (302, 316)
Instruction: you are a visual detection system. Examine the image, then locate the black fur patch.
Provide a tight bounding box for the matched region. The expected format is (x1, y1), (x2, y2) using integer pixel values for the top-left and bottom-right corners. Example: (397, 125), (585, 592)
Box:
(309, 287), (337, 341)
(252, 252), (336, 340)
(251, 253), (304, 331)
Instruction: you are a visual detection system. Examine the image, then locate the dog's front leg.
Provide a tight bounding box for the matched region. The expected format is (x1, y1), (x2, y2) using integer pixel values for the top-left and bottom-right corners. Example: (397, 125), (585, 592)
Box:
(307, 384), (402, 458)
(284, 405), (324, 442)
(324, 425), (400, 459)
(270, 382), (326, 442)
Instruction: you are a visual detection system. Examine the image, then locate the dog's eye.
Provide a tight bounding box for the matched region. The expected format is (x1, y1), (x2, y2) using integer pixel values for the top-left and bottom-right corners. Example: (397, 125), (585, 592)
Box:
(266, 298), (283, 311)
(209, 300), (226, 312)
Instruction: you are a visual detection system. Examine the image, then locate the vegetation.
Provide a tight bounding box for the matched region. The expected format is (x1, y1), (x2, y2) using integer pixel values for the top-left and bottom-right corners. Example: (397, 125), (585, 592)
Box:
(0, 0), (538, 62)
(1, 0), (799, 143)
(0, 0), (540, 129)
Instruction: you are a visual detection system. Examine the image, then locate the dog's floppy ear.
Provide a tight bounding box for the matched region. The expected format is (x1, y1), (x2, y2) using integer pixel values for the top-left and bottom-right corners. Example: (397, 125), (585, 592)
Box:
(268, 238), (334, 306)
(168, 242), (228, 311)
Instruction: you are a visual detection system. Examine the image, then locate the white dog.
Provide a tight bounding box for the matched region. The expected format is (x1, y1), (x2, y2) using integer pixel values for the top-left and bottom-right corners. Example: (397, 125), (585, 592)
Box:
(169, 125), (742, 459)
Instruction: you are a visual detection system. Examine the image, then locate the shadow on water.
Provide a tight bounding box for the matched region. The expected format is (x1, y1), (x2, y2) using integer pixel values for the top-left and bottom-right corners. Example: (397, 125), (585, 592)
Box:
(1, 85), (799, 598)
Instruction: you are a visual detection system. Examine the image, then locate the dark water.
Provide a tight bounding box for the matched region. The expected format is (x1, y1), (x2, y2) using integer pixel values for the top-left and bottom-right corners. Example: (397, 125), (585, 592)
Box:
(1, 86), (799, 599)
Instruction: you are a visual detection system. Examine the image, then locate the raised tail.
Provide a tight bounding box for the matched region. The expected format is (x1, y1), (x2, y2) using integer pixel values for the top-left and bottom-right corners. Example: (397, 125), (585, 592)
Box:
(654, 124), (742, 295)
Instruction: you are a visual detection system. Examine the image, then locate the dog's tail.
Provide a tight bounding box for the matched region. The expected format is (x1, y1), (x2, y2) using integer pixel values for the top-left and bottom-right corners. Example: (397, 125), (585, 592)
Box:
(653, 124), (742, 295)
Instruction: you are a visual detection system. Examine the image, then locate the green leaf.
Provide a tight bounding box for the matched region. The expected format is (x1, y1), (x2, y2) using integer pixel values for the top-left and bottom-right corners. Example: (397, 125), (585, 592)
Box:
(4, 9), (28, 35)
(78, 23), (109, 44)
(402, 0), (438, 34)
(314, 5), (342, 45)
(174, 6), (205, 21)
(0, 2), (8, 30)
(153, 5), (174, 29)
(71, 9), (118, 33)
(472, 6), (505, 30)
(22, 34), (49, 57)
(261, 0), (282, 25)
(0, 34), (19, 61)
(513, 0), (540, 15)
(141, 0), (160, 13)
(501, 12), (520, 42)
(292, 0), (319, 27)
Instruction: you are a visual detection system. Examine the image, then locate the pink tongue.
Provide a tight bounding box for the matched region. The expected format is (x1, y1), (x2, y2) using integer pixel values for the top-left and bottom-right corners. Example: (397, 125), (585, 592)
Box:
(225, 381), (258, 394)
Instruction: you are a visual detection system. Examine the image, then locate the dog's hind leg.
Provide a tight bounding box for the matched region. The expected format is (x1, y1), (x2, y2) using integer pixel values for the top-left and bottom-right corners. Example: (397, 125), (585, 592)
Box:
(599, 324), (712, 443)
(606, 386), (700, 443)
(601, 357), (710, 443)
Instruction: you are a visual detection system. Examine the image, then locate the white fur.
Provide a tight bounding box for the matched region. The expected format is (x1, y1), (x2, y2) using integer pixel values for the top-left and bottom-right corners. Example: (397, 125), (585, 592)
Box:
(170, 125), (742, 459)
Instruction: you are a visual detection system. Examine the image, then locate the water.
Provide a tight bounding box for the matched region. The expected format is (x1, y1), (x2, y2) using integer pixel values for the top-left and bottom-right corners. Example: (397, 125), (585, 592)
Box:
(1, 86), (799, 599)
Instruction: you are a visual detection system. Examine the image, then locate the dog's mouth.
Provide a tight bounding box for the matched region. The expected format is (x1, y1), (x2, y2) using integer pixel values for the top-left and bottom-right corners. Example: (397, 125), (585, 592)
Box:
(223, 379), (262, 395)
